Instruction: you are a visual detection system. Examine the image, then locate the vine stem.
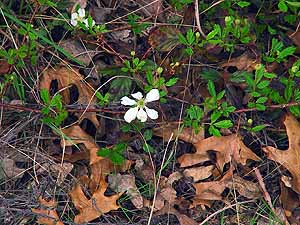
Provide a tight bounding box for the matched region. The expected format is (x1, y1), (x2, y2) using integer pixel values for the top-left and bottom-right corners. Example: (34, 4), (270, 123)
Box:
(1, 101), (300, 115)
(0, 103), (124, 114)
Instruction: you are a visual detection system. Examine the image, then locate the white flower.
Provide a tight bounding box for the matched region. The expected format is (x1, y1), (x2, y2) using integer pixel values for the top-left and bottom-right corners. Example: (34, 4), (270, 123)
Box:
(70, 8), (85, 27)
(83, 18), (96, 28)
(121, 89), (160, 123)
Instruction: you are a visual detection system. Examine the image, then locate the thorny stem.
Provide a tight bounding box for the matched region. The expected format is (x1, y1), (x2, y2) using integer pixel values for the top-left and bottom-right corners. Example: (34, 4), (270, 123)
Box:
(1, 101), (300, 115)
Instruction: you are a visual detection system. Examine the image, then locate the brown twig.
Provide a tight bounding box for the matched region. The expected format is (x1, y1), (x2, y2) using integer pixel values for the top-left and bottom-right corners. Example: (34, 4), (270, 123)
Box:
(0, 103), (124, 114)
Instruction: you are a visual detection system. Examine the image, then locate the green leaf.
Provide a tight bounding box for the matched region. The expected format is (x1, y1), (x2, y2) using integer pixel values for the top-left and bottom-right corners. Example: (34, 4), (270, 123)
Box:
(207, 80), (216, 97)
(209, 125), (221, 137)
(178, 33), (188, 45)
(186, 29), (195, 45)
(40, 89), (50, 104)
(250, 91), (261, 97)
(256, 97), (268, 104)
(237, 1), (250, 8)
(206, 26), (219, 40)
(278, 46), (296, 60)
(110, 152), (125, 165)
(250, 125), (266, 132)
(143, 143), (155, 152)
(257, 80), (270, 89)
(278, 1), (288, 12)
(214, 120), (233, 128)
(263, 72), (277, 79)
(143, 129), (153, 141)
(185, 47), (193, 56)
(210, 110), (222, 123)
(286, 1), (300, 7)
(256, 103), (266, 111)
(114, 143), (127, 153)
(217, 90), (225, 100)
(290, 106), (300, 117)
(97, 148), (111, 157)
(146, 71), (154, 84)
(166, 77), (178, 87)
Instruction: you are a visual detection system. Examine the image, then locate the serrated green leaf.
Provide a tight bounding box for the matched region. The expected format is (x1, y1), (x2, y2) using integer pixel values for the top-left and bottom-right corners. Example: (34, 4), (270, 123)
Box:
(166, 77), (178, 87)
(214, 120), (233, 128)
(256, 96), (268, 104)
(209, 125), (221, 137)
(278, 46), (296, 60)
(250, 125), (266, 132)
(210, 110), (222, 123)
(257, 80), (270, 89)
(278, 1), (288, 12)
(207, 80), (216, 97)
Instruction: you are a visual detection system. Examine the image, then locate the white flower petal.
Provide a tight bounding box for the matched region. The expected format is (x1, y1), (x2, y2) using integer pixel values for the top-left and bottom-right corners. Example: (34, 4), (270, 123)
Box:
(92, 20), (96, 26)
(78, 8), (85, 18)
(124, 107), (138, 123)
(145, 106), (158, 120)
(137, 108), (147, 122)
(71, 12), (78, 20)
(121, 96), (136, 106)
(131, 92), (143, 100)
(70, 19), (78, 26)
(145, 89), (160, 103)
(83, 18), (89, 27)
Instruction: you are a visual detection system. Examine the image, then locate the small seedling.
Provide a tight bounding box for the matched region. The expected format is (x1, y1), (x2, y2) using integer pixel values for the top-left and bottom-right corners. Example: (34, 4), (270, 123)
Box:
(40, 89), (68, 127)
(264, 38), (296, 63)
(97, 143), (127, 165)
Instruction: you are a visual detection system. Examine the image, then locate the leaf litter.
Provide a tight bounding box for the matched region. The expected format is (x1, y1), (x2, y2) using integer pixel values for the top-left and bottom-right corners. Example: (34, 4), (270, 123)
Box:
(3, 1), (300, 225)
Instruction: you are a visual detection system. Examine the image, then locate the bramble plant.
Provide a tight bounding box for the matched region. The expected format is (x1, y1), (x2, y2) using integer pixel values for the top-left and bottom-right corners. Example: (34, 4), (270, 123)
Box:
(121, 51), (146, 74)
(184, 80), (236, 137)
(205, 16), (253, 52)
(40, 89), (68, 127)
(97, 143), (127, 165)
(127, 13), (150, 35)
(264, 38), (296, 63)
(245, 64), (276, 111)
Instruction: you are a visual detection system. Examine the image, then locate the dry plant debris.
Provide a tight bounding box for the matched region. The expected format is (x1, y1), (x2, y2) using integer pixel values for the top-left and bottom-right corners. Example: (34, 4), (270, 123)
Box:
(32, 197), (64, 225)
(263, 114), (300, 194)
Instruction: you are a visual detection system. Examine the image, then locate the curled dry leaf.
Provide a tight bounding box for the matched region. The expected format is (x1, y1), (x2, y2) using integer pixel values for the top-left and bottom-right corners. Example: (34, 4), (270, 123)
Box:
(108, 173), (143, 209)
(59, 40), (98, 65)
(280, 179), (300, 224)
(39, 67), (99, 127)
(220, 52), (259, 72)
(1, 158), (25, 179)
(178, 134), (260, 172)
(32, 197), (64, 225)
(263, 114), (300, 194)
(69, 179), (122, 224)
(192, 168), (260, 207)
(183, 165), (214, 182)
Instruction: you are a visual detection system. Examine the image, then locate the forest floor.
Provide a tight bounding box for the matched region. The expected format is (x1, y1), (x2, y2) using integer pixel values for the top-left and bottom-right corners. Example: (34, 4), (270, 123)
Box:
(1, 0), (300, 224)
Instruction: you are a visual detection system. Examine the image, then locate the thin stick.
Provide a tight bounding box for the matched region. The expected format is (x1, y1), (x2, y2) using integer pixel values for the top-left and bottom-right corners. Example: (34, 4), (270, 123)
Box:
(194, 0), (206, 38)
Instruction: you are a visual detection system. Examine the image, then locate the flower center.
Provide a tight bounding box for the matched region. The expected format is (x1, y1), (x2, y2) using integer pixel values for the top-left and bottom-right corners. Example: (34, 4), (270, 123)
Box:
(137, 99), (145, 108)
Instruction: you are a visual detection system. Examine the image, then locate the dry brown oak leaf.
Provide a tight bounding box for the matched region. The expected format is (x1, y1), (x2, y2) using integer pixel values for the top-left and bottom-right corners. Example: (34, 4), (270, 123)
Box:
(192, 169), (260, 207)
(263, 114), (300, 194)
(39, 67), (99, 127)
(178, 134), (260, 172)
(62, 125), (131, 192)
(32, 197), (64, 225)
(69, 179), (122, 224)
